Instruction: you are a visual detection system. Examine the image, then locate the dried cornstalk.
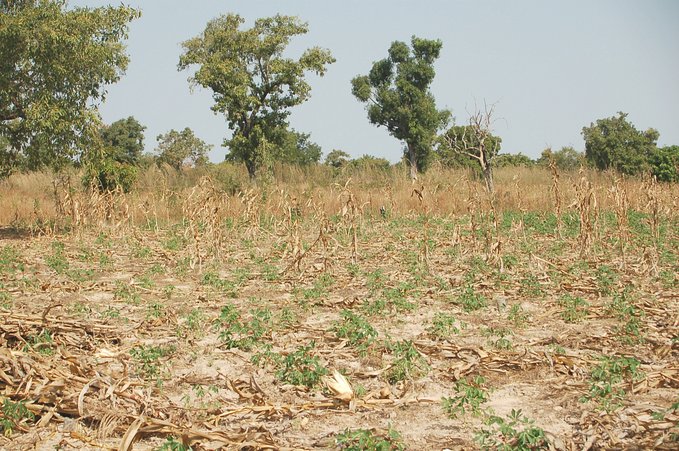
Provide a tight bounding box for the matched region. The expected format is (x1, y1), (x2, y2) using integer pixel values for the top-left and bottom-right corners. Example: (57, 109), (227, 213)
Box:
(611, 177), (629, 269)
(574, 169), (596, 256)
(549, 158), (563, 239)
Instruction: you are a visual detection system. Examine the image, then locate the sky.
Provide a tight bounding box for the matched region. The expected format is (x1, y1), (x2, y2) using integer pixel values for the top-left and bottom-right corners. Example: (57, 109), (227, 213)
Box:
(69, 0), (679, 163)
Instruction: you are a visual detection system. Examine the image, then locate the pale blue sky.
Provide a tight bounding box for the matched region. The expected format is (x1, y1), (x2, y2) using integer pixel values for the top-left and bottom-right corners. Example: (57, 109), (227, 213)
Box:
(70, 0), (679, 163)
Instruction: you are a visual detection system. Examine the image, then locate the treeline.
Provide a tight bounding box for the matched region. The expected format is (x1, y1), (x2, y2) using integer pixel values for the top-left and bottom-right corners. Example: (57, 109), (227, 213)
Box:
(1, 1), (677, 190)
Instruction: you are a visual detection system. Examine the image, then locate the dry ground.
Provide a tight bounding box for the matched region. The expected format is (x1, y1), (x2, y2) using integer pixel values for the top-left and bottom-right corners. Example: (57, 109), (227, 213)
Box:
(0, 180), (678, 450)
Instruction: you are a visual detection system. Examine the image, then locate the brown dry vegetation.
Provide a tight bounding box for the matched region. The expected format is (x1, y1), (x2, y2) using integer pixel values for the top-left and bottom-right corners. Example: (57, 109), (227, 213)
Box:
(0, 165), (678, 450)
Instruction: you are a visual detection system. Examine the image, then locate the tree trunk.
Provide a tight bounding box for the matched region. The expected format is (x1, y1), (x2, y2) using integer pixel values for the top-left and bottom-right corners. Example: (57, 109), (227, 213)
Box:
(483, 163), (494, 193)
(407, 142), (418, 180)
(245, 160), (257, 180)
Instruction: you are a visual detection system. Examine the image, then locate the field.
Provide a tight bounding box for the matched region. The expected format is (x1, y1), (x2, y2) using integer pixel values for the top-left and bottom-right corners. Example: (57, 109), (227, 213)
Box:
(0, 165), (678, 450)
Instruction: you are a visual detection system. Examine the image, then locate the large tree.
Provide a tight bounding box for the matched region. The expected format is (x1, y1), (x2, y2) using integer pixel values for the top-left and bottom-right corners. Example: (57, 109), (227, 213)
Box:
(100, 116), (146, 165)
(351, 36), (450, 179)
(0, 0), (140, 176)
(178, 13), (334, 179)
(582, 112), (658, 176)
(156, 127), (211, 170)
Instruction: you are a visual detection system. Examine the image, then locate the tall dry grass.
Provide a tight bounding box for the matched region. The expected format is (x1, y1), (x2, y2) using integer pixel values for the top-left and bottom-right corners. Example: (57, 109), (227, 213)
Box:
(1, 162), (678, 231)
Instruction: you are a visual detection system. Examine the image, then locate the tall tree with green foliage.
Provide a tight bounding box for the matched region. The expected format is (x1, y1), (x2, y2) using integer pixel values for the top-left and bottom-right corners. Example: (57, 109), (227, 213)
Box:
(582, 112), (658, 175)
(351, 36), (450, 179)
(83, 117), (146, 193)
(178, 13), (335, 180)
(156, 128), (211, 170)
(0, 0), (140, 177)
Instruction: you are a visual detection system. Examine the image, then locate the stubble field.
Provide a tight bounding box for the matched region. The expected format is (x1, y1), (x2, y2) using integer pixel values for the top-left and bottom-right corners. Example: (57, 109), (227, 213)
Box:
(0, 166), (678, 450)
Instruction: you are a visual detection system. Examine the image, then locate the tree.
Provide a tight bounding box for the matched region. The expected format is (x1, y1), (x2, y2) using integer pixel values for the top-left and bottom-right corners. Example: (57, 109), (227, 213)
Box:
(156, 128), (212, 170)
(178, 14), (335, 180)
(440, 104), (501, 193)
(0, 0), (140, 176)
(582, 112), (658, 175)
(493, 153), (535, 168)
(100, 117), (146, 165)
(351, 154), (391, 171)
(83, 117), (146, 192)
(325, 149), (351, 169)
(351, 36), (450, 179)
(536, 146), (584, 171)
(649, 145), (679, 182)
(276, 129), (322, 166)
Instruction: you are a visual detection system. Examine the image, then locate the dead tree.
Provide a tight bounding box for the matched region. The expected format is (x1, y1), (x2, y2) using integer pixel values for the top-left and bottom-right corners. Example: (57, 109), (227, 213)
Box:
(444, 102), (500, 193)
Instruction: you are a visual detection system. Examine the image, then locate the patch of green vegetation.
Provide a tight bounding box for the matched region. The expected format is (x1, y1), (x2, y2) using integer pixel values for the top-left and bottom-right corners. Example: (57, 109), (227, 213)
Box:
(24, 329), (55, 355)
(382, 282), (416, 312)
(595, 264), (618, 296)
(456, 284), (488, 312)
(507, 304), (530, 328)
(475, 409), (549, 450)
(558, 294), (589, 323)
(0, 398), (35, 436)
(300, 272), (334, 301)
(581, 355), (644, 411)
(156, 436), (192, 451)
(386, 340), (429, 383)
(215, 304), (273, 351)
(201, 270), (238, 297)
(519, 274), (544, 298)
(483, 327), (514, 350)
(333, 310), (378, 354)
(442, 376), (489, 418)
(130, 344), (176, 381)
(428, 312), (463, 339)
(0, 246), (24, 274)
(275, 342), (327, 388)
(335, 426), (406, 451)
(114, 280), (141, 304)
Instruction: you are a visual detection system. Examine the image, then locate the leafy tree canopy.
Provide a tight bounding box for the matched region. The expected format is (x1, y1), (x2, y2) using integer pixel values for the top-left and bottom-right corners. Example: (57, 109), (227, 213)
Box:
(582, 112), (658, 175)
(493, 152), (535, 168)
(276, 129), (322, 166)
(324, 149), (351, 168)
(178, 13), (335, 179)
(156, 127), (212, 170)
(536, 146), (584, 171)
(0, 0), (140, 176)
(100, 116), (146, 165)
(351, 36), (450, 179)
(649, 145), (679, 183)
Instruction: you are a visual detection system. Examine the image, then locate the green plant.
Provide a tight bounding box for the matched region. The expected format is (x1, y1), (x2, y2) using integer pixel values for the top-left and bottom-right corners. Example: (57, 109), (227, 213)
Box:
(114, 281), (141, 304)
(475, 409), (549, 450)
(507, 304), (530, 328)
(595, 264), (618, 296)
(442, 376), (489, 418)
(130, 345), (176, 381)
(156, 436), (192, 451)
(519, 274), (543, 297)
(387, 340), (429, 383)
(428, 312), (463, 339)
(457, 284), (488, 312)
(558, 294), (589, 323)
(201, 270), (238, 297)
(335, 426), (406, 451)
(483, 327), (514, 350)
(581, 355), (644, 411)
(0, 398), (35, 436)
(215, 305), (273, 351)
(24, 329), (55, 356)
(276, 342), (327, 388)
(0, 246), (24, 274)
(333, 310), (378, 353)
(46, 241), (69, 274)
